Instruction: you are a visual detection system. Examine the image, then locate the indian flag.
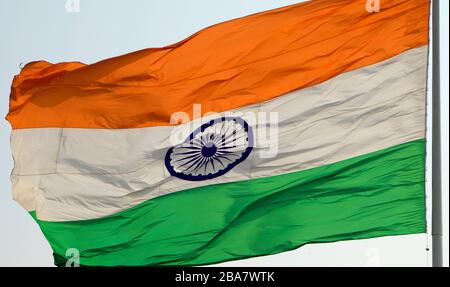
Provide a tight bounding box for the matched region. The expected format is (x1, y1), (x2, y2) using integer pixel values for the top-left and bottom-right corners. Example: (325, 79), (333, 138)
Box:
(7, 0), (430, 266)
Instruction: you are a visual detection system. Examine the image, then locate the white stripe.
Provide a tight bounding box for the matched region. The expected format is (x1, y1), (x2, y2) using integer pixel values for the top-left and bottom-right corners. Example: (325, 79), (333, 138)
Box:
(11, 46), (428, 221)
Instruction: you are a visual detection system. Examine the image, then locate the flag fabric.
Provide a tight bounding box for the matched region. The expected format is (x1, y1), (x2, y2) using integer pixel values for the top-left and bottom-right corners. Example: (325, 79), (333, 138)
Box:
(7, 0), (430, 266)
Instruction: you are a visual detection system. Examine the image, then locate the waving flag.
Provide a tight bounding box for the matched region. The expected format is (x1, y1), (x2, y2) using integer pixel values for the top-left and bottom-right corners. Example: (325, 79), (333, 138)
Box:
(7, 0), (430, 266)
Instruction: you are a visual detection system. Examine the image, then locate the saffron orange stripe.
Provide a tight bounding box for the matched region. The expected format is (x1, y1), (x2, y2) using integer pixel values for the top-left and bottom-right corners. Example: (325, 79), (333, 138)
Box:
(7, 0), (430, 129)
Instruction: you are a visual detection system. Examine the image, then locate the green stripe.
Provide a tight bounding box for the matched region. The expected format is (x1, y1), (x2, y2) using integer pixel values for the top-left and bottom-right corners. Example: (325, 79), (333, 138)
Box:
(32, 139), (426, 266)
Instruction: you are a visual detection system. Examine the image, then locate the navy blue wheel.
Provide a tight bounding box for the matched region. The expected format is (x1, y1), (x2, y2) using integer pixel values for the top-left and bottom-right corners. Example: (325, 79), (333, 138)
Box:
(165, 117), (253, 181)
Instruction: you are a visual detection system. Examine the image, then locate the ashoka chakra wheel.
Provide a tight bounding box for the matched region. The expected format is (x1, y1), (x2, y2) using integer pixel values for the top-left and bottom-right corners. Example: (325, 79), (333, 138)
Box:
(165, 117), (253, 181)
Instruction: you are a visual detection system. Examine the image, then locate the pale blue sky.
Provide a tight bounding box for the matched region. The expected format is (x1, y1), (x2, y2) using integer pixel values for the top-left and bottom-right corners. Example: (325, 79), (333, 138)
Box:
(0, 0), (448, 266)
